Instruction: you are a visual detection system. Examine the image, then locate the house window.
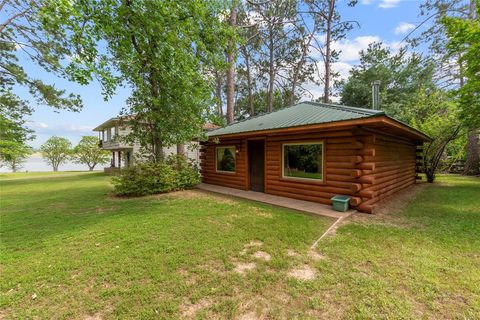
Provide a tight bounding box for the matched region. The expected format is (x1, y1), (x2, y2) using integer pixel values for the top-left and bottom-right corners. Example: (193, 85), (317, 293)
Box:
(282, 142), (324, 181)
(216, 146), (236, 173)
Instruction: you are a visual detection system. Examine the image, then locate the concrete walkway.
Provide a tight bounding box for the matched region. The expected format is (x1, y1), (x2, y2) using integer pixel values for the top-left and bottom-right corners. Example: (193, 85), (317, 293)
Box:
(197, 183), (354, 219)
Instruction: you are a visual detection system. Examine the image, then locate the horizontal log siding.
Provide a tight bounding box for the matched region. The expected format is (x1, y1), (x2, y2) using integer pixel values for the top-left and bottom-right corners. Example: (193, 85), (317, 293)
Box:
(357, 134), (417, 213)
(264, 130), (376, 208)
(201, 128), (419, 214)
(200, 139), (247, 190)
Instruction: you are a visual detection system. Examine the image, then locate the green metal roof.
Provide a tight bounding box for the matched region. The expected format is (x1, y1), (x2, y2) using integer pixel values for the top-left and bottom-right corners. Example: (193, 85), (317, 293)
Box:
(207, 101), (385, 137)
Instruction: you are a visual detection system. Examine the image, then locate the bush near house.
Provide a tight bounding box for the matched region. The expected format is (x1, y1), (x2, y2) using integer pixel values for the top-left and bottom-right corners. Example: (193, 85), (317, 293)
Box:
(112, 155), (200, 196)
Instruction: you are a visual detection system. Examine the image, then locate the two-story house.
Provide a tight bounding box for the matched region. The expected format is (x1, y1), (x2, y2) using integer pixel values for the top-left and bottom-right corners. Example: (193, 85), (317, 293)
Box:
(93, 116), (213, 173)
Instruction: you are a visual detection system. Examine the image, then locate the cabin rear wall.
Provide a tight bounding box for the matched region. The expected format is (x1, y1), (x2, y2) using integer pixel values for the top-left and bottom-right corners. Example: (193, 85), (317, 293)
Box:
(200, 128), (418, 214)
(356, 132), (417, 213)
(200, 139), (247, 189)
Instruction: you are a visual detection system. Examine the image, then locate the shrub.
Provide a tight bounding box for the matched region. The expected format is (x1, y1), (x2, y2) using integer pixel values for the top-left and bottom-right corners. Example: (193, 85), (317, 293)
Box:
(112, 155), (201, 196)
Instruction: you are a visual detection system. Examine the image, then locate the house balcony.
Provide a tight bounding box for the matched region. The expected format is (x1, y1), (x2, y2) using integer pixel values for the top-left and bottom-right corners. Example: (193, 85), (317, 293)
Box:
(99, 138), (131, 150)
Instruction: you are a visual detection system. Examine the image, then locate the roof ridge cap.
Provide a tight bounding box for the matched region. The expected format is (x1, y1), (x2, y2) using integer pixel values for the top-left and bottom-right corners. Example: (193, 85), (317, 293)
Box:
(303, 101), (384, 115)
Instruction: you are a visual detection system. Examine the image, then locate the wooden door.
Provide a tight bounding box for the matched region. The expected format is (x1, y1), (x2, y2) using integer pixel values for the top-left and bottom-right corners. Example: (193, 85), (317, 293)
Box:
(248, 140), (265, 192)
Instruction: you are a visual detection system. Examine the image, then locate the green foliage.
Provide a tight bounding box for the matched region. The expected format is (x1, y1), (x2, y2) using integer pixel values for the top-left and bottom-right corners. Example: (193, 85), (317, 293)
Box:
(339, 42), (435, 120)
(403, 88), (462, 182)
(112, 155), (200, 196)
(235, 89), (291, 119)
(40, 136), (72, 172)
(0, 141), (31, 172)
(73, 136), (110, 171)
(442, 2), (480, 127)
(0, 1), (102, 144)
(53, 0), (231, 161)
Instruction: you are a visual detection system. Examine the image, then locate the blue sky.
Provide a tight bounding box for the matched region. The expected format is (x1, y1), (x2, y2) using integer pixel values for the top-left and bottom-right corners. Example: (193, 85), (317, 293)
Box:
(21, 0), (427, 148)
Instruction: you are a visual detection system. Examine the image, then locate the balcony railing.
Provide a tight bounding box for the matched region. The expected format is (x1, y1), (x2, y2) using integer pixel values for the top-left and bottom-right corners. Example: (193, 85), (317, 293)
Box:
(99, 136), (128, 149)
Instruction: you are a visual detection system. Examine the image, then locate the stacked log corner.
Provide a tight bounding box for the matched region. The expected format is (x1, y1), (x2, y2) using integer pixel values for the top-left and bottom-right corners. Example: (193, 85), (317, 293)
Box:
(356, 133), (418, 213)
(200, 128), (418, 214)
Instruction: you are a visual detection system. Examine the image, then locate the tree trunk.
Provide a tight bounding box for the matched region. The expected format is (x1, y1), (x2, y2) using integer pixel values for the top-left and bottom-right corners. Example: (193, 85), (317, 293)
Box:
(290, 32), (315, 106)
(267, 24), (274, 113)
(226, 1), (237, 124)
(463, 130), (480, 175)
(176, 143), (185, 156)
(214, 70), (223, 117)
(242, 47), (254, 116)
(153, 136), (164, 163)
(323, 0), (334, 104)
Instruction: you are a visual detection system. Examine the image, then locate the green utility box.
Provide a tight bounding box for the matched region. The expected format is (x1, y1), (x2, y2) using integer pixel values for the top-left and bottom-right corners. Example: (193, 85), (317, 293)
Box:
(331, 195), (351, 212)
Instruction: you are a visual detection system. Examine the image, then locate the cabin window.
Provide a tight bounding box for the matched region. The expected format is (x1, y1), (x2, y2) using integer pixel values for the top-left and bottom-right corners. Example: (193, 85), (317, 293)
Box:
(216, 146), (236, 173)
(282, 142), (324, 181)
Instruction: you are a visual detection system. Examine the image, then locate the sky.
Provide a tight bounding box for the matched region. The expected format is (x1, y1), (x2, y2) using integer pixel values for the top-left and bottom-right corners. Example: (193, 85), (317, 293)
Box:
(18, 0), (428, 148)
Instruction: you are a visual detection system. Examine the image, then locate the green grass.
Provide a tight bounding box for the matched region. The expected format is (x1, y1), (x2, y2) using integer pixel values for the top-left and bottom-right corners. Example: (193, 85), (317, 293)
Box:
(0, 172), (333, 319)
(0, 173), (479, 319)
(0, 171), (95, 180)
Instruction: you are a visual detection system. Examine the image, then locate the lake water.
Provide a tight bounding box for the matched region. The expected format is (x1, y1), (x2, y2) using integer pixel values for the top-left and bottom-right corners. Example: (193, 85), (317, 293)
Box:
(0, 155), (102, 173)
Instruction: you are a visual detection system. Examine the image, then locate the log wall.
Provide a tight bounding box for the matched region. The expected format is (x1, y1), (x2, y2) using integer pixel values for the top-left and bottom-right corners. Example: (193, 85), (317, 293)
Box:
(200, 139), (247, 189)
(200, 127), (419, 214)
(356, 132), (417, 213)
(264, 129), (377, 209)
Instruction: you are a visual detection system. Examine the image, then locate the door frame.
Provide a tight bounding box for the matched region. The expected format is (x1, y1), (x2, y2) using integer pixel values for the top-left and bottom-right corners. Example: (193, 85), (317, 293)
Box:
(245, 137), (266, 192)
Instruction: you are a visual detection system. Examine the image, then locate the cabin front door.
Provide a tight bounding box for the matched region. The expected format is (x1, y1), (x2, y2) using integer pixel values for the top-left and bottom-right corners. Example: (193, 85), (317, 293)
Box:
(248, 140), (265, 192)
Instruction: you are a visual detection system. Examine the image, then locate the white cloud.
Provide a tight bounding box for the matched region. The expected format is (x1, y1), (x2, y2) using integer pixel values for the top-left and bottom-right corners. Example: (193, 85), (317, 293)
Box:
(331, 36), (381, 62)
(379, 0), (401, 9)
(26, 121), (94, 136)
(61, 125), (94, 133)
(27, 121), (49, 129)
(394, 22), (415, 35)
(332, 62), (353, 80)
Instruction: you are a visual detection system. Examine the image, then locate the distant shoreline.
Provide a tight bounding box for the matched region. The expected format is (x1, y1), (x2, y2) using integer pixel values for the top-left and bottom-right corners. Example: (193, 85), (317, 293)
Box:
(0, 155), (103, 173)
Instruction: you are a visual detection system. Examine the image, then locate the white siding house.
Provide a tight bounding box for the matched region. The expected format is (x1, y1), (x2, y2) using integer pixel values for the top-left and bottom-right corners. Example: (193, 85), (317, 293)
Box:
(93, 117), (204, 173)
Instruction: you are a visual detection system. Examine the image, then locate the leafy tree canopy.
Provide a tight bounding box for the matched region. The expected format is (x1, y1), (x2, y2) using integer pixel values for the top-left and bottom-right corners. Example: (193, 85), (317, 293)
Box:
(442, 1), (480, 127)
(40, 136), (72, 172)
(339, 42), (436, 121)
(0, 0), (115, 145)
(73, 136), (110, 171)
(0, 140), (31, 172)
(48, 0), (231, 162)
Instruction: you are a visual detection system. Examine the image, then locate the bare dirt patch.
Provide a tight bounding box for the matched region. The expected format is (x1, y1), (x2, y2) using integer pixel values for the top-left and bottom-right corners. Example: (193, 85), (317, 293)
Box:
(240, 240), (264, 255)
(246, 240), (263, 247)
(288, 265), (316, 281)
(84, 314), (103, 320)
(286, 249), (298, 257)
(237, 311), (260, 320)
(351, 182), (429, 226)
(252, 251), (271, 262)
(308, 250), (324, 261)
(234, 262), (256, 274)
(180, 299), (212, 318)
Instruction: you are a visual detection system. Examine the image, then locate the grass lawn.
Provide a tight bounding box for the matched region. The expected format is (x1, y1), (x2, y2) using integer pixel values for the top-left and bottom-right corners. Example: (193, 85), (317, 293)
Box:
(1, 173), (479, 319)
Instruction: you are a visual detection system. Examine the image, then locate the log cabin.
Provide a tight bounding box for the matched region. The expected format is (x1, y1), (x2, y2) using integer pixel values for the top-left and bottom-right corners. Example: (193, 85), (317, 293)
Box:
(200, 101), (430, 214)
